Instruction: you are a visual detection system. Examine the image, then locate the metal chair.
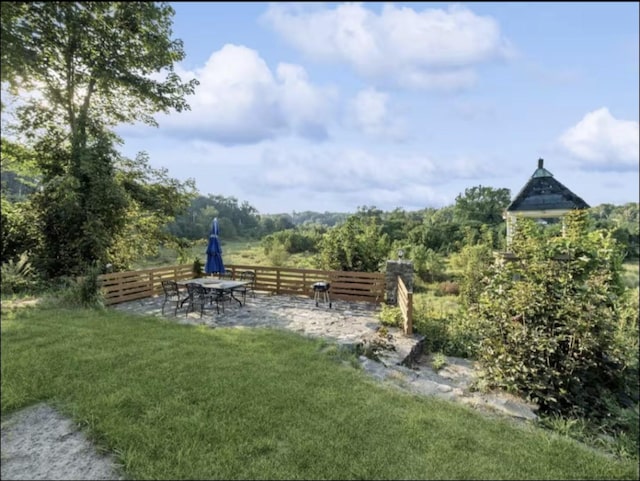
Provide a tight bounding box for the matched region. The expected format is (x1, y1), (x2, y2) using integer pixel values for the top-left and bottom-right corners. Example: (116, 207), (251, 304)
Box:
(211, 284), (233, 314)
(161, 280), (189, 316)
(238, 270), (256, 304)
(218, 272), (234, 281)
(184, 283), (216, 317)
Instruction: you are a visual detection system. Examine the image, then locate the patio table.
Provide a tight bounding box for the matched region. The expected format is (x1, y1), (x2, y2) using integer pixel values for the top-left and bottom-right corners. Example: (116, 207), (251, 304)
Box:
(177, 278), (252, 307)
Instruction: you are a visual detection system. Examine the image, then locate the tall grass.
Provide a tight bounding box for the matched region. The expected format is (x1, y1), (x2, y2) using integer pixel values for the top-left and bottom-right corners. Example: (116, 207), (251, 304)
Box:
(2, 304), (638, 480)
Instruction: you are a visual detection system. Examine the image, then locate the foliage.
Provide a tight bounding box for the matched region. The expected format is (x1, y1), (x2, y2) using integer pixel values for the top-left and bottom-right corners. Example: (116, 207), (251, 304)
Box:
(0, 138), (40, 199)
(431, 352), (448, 371)
(1, 2), (197, 278)
(412, 294), (480, 358)
(0, 194), (41, 262)
(377, 303), (402, 327)
(267, 241), (289, 267)
(410, 245), (447, 282)
(437, 281), (460, 296)
(475, 210), (633, 419)
(168, 194), (262, 240)
(449, 242), (494, 309)
(261, 227), (323, 255)
(58, 263), (105, 309)
(318, 211), (390, 272)
(590, 203), (639, 259)
(454, 185), (511, 226)
(192, 258), (203, 277)
(1, 252), (39, 295)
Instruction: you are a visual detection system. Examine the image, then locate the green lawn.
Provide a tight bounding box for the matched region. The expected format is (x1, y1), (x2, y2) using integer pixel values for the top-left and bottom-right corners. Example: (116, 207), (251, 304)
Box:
(2, 304), (637, 480)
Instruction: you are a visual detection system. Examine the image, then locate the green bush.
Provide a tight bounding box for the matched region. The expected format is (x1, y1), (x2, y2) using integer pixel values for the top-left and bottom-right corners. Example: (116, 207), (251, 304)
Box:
(58, 263), (105, 309)
(448, 243), (493, 309)
(267, 242), (289, 267)
(431, 352), (447, 371)
(1, 252), (39, 295)
(192, 257), (203, 277)
(377, 303), (402, 327)
(475, 211), (634, 420)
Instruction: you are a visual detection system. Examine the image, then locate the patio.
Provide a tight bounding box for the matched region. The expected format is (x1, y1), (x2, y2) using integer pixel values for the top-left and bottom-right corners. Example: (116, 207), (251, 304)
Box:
(111, 291), (424, 368)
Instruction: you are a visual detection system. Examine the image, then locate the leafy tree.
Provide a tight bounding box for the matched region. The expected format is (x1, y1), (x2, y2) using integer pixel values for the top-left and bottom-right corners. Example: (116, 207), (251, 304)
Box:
(168, 194), (262, 240)
(454, 185), (511, 225)
(2, 2), (197, 277)
(318, 214), (390, 272)
(107, 153), (196, 270)
(590, 203), (639, 259)
(409, 206), (464, 255)
(474, 210), (633, 419)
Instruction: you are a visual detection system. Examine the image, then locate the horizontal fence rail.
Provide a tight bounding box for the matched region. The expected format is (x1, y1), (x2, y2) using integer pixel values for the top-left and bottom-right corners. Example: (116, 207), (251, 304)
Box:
(99, 264), (385, 306)
(397, 275), (413, 335)
(98, 265), (194, 305)
(223, 264), (385, 304)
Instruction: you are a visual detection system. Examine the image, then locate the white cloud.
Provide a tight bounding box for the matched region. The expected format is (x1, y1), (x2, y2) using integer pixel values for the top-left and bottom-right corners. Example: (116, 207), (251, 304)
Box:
(261, 2), (513, 90)
(156, 44), (337, 145)
(558, 108), (639, 171)
(346, 87), (406, 140)
(241, 146), (494, 211)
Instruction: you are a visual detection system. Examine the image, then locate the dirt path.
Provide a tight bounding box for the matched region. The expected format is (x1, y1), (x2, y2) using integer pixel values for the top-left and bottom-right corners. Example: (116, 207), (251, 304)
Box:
(1, 403), (123, 480)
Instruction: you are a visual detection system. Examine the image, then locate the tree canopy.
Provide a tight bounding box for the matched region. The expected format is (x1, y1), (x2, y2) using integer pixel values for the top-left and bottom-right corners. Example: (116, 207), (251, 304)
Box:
(1, 2), (198, 276)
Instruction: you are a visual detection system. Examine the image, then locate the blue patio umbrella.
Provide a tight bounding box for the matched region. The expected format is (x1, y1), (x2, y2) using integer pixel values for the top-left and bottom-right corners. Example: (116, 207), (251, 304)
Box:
(204, 217), (225, 275)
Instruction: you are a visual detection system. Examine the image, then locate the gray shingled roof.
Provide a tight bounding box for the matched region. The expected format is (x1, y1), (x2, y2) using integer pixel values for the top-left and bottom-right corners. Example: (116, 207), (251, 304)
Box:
(506, 159), (590, 212)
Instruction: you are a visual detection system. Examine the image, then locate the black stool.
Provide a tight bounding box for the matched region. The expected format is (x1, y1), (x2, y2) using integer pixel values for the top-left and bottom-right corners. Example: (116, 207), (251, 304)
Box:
(312, 282), (331, 308)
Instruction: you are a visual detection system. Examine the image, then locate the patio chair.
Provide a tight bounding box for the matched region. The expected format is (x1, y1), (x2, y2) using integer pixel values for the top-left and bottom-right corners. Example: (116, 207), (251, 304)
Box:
(186, 283), (233, 316)
(184, 283), (215, 318)
(161, 280), (190, 316)
(211, 286), (233, 314)
(218, 271), (234, 281)
(238, 270), (256, 304)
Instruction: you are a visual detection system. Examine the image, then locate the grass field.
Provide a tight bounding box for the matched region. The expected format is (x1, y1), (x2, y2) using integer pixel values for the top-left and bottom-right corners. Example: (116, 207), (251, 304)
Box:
(2, 303), (638, 480)
(133, 240), (317, 270)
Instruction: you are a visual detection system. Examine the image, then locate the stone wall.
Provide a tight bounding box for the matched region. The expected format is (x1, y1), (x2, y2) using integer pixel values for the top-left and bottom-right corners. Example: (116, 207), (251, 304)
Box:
(385, 260), (414, 304)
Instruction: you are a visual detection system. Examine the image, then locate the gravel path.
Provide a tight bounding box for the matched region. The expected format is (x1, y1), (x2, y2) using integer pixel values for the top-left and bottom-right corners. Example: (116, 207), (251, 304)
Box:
(1, 404), (124, 481)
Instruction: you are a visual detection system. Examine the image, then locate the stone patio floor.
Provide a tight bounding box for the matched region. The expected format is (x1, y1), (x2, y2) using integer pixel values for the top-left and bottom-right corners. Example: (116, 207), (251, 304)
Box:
(112, 291), (424, 367)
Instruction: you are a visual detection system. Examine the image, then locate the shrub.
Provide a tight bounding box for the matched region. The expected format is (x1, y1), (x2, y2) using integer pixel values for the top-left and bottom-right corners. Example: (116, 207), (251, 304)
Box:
(431, 352), (447, 371)
(58, 263), (105, 309)
(437, 281), (460, 296)
(448, 243), (493, 308)
(192, 257), (203, 277)
(475, 211), (634, 420)
(378, 303), (402, 327)
(267, 242), (289, 267)
(1, 252), (39, 295)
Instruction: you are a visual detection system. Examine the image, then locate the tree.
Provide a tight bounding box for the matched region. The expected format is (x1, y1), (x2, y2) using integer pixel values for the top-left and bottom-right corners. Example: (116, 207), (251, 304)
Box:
(318, 214), (390, 272)
(454, 185), (511, 225)
(2, 2), (198, 277)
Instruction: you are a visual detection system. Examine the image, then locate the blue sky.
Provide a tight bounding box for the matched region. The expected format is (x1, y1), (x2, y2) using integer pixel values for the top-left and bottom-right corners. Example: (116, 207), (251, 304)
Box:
(116, 2), (639, 214)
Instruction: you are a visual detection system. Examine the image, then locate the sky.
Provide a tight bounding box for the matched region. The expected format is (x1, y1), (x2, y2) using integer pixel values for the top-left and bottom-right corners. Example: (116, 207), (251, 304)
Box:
(116, 2), (640, 215)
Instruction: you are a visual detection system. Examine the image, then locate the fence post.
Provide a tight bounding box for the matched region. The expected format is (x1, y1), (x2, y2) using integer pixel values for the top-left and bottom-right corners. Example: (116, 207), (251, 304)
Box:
(405, 290), (413, 335)
(276, 268), (281, 295)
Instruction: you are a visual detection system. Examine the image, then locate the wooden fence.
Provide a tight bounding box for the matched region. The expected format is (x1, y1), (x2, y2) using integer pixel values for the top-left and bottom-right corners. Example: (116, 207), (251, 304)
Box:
(98, 263), (385, 306)
(99, 264), (195, 305)
(397, 275), (413, 335)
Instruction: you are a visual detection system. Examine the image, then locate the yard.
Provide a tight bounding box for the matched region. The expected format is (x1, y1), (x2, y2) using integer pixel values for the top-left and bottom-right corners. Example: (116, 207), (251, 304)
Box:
(2, 302), (637, 480)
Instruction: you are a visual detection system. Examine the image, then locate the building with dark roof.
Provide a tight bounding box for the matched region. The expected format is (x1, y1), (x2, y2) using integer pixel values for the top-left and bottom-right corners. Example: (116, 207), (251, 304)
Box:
(503, 158), (590, 245)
